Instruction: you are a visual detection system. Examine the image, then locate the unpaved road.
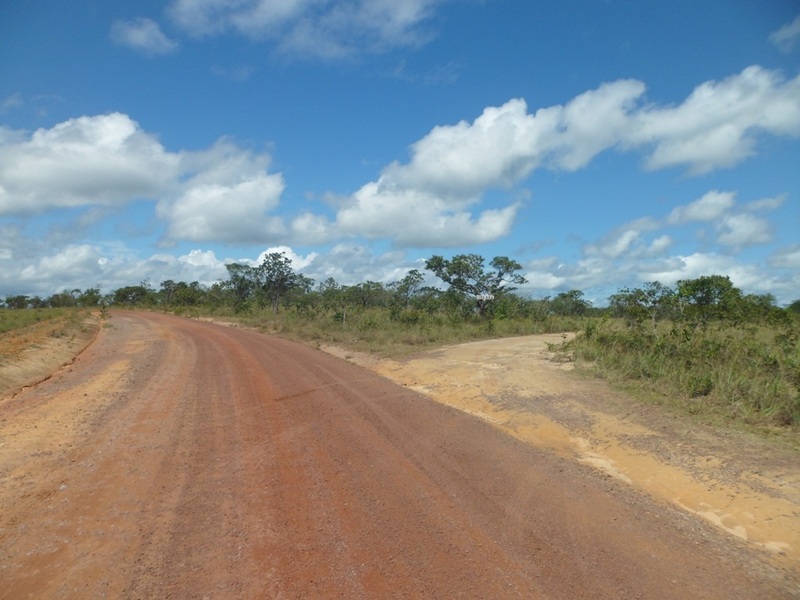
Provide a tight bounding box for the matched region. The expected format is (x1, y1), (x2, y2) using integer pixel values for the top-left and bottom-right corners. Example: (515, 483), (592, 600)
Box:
(0, 312), (797, 598)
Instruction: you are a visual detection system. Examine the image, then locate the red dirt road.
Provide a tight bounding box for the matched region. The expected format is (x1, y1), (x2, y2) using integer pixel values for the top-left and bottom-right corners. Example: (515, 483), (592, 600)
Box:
(0, 311), (794, 598)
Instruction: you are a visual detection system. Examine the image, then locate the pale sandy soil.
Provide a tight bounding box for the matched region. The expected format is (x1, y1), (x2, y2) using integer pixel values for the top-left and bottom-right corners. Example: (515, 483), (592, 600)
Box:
(325, 334), (800, 574)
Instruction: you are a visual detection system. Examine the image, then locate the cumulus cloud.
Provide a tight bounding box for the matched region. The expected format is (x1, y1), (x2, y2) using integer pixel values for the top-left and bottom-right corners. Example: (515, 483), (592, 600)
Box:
(110, 17), (179, 56)
(517, 238), (799, 306)
(770, 245), (800, 269)
(583, 218), (660, 259)
(0, 115), (289, 245)
(770, 15), (800, 53)
(630, 66), (800, 173)
(324, 82), (643, 248)
(8, 244), (106, 294)
(648, 235), (673, 254)
(667, 190), (736, 224)
(331, 183), (519, 247)
(159, 174), (286, 244)
(385, 81), (646, 198)
(636, 252), (798, 302)
(329, 66), (798, 248)
(0, 113), (178, 214)
(394, 66), (800, 184)
(167, 0), (439, 59)
(0, 240), (241, 298)
(2, 65), (797, 257)
(295, 242), (418, 285)
(715, 214), (772, 248)
(255, 245), (318, 270)
(156, 138), (288, 244)
(746, 194), (786, 212)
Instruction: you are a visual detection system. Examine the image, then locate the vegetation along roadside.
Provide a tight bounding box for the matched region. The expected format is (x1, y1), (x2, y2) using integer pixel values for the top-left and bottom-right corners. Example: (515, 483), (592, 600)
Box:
(3, 253), (798, 436)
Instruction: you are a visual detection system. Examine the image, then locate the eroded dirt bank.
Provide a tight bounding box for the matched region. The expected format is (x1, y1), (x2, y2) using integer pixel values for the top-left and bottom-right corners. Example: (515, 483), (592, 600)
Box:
(1, 313), (797, 598)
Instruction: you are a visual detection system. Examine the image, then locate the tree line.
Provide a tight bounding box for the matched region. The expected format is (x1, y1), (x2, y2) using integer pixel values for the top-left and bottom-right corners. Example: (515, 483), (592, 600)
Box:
(3, 252), (799, 325)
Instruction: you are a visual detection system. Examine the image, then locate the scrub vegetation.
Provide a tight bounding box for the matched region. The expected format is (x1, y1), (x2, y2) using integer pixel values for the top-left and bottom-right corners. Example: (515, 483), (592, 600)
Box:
(3, 254), (798, 430)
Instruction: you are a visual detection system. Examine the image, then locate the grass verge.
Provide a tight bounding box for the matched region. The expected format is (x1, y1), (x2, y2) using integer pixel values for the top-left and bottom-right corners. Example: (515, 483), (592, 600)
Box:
(559, 318), (800, 432)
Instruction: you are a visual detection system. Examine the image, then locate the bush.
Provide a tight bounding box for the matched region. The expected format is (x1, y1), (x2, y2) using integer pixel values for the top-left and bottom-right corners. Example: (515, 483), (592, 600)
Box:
(565, 319), (800, 428)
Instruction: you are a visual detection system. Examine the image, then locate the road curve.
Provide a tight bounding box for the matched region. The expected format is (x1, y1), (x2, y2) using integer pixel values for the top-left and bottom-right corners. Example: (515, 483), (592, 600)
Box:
(0, 311), (792, 599)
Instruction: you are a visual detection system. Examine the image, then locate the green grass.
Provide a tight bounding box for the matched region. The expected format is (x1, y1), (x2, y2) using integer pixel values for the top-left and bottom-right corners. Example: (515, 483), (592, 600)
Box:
(176, 305), (581, 358)
(0, 308), (77, 334)
(0, 308), (96, 360)
(562, 318), (800, 429)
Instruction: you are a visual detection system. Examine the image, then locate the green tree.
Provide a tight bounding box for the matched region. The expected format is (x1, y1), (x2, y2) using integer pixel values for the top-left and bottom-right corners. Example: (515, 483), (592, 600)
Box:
(174, 281), (206, 306)
(78, 287), (103, 307)
(676, 275), (742, 326)
(160, 280), (179, 306)
(347, 281), (389, 309)
(225, 263), (258, 312)
(47, 290), (78, 308)
(550, 290), (590, 317)
(258, 252), (297, 313)
(391, 269), (425, 308)
(113, 285), (153, 306)
(425, 254), (527, 318)
(609, 282), (674, 331)
(5, 295), (29, 309)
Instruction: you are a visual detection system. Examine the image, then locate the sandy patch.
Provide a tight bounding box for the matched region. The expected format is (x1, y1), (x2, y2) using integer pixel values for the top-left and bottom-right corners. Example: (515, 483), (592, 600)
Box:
(327, 334), (800, 570)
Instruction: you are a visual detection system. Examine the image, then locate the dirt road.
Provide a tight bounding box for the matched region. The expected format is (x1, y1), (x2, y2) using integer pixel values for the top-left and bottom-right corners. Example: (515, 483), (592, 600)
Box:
(0, 312), (796, 598)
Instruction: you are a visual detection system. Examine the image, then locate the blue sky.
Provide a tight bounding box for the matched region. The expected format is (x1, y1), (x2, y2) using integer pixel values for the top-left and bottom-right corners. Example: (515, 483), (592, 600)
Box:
(1, 0), (799, 305)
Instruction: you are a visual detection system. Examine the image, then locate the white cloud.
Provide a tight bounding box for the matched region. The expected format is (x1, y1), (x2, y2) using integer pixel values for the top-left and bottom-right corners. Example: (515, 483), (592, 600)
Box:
(387, 82), (646, 198)
(388, 99), (543, 197)
(770, 15), (800, 53)
(630, 66), (800, 174)
(633, 251), (797, 302)
(667, 190), (736, 224)
(14, 244), (105, 292)
(746, 194), (786, 212)
(291, 212), (337, 245)
(396, 66), (800, 183)
(5, 64), (797, 253)
(296, 242), (417, 285)
(648, 235), (673, 254)
(167, 0), (440, 59)
(636, 253), (739, 287)
(769, 245), (800, 269)
(0, 113), (178, 214)
(585, 229), (640, 259)
(158, 139), (288, 244)
(256, 245), (318, 270)
(583, 217), (660, 259)
(331, 67), (798, 249)
(159, 174), (286, 244)
(715, 214), (772, 248)
(110, 17), (179, 56)
(550, 79), (645, 170)
(179, 249), (220, 267)
(0, 115), (290, 245)
(665, 190), (780, 249)
(331, 181), (519, 247)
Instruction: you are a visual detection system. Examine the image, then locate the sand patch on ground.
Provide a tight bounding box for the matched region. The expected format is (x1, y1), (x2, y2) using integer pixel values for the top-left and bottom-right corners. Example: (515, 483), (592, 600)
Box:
(326, 334), (800, 571)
